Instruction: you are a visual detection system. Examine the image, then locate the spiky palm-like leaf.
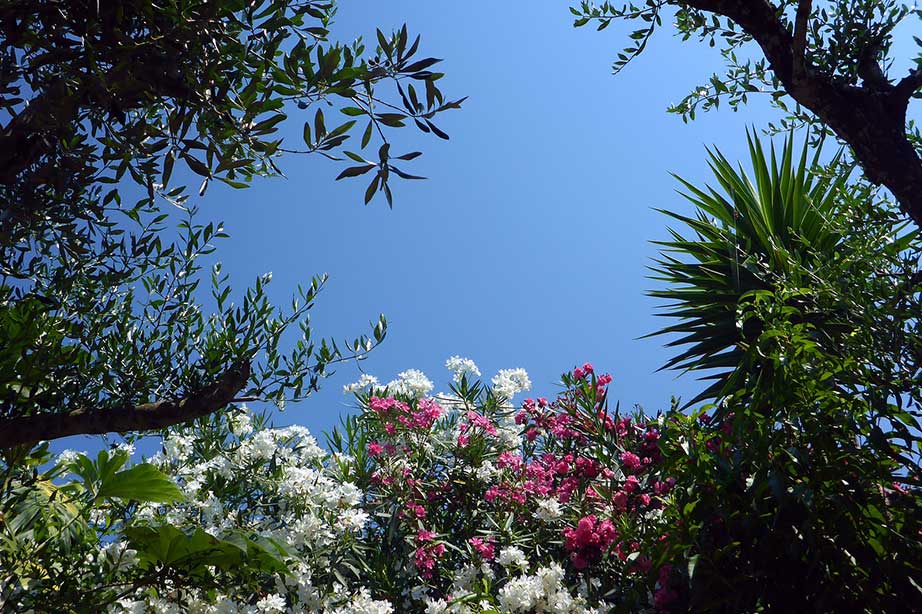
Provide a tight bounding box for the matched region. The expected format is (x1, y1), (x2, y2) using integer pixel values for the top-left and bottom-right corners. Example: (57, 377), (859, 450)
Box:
(648, 132), (851, 405)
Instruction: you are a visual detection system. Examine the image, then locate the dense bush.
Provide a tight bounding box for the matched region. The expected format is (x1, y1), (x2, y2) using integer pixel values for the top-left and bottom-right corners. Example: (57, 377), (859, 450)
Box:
(2, 361), (683, 612)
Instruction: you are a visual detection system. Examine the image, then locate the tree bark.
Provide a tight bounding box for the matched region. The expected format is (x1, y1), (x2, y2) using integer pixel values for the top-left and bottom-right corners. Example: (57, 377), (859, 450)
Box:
(681, 0), (922, 227)
(0, 362), (250, 450)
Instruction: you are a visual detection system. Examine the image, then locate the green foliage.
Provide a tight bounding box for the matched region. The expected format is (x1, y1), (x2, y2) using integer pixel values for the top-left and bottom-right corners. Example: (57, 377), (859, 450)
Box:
(570, 0), (922, 228)
(647, 132), (854, 403)
(95, 463), (183, 504)
(0, 201), (387, 445)
(648, 133), (922, 610)
(0, 0), (464, 248)
(570, 1), (920, 125)
(0, 1), (423, 447)
(125, 524), (290, 576)
(650, 131), (922, 411)
(658, 317), (922, 611)
(0, 446), (191, 610)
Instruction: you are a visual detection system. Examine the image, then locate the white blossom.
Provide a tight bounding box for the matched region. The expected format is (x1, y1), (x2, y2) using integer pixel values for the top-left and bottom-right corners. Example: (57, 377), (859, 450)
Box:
(256, 593), (286, 613)
(56, 449), (81, 466)
(327, 588), (394, 614)
(475, 460), (498, 481)
(498, 545), (528, 571)
(228, 408), (254, 436)
(491, 368), (531, 399)
(344, 373), (381, 394)
(445, 356), (481, 383)
(385, 369), (434, 399)
(535, 497), (563, 522)
(497, 564), (592, 613)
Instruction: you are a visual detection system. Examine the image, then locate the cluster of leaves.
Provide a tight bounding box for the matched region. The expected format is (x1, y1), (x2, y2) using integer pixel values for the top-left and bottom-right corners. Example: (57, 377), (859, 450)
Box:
(0, 197), (387, 448)
(570, 1), (922, 144)
(648, 132), (854, 403)
(658, 306), (922, 610)
(571, 0), (913, 102)
(647, 133), (922, 610)
(1, 0), (450, 449)
(0, 444), (182, 610)
(0, 0), (464, 249)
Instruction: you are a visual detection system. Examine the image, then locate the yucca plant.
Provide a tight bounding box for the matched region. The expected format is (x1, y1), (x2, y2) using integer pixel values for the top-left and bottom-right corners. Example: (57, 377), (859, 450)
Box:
(649, 134), (922, 611)
(647, 131), (858, 404)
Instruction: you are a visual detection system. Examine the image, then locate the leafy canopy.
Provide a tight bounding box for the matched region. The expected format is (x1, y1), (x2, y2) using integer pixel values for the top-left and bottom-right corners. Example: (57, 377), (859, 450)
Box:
(0, 0), (464, 248)
(570, 0), (922, 226)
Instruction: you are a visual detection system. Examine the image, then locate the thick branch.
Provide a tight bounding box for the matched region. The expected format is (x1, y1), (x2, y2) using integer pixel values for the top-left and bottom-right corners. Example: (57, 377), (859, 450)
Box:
(895, 68), (922, 99)
(791, 0), (811, 82)
(679, 0), (922, 228)
(0, 362), (251, 450)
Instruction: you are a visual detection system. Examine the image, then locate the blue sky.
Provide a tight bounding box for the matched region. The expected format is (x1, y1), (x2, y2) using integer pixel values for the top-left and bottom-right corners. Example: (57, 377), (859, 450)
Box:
(202, 1), (783, 436)
(54, 2), (922, 452)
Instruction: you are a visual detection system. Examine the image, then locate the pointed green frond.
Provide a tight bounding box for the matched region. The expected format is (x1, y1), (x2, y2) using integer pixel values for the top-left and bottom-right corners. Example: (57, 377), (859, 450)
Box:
(649, 131), (854, 404)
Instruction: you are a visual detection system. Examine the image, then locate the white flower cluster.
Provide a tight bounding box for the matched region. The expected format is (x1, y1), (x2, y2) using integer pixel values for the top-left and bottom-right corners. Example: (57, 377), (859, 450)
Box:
(445, 356), (481, 383)
(344, 368), (436, 399)
(535, 497), (563, 522)
(385, 369), (434, 399)
(116, 413), (376, 612)
(491, 368), (532, 399)
(66, 355), (643, 614)
(343, 373), (380, 395)
(344, 359), (531, 406)
(327, 589), (394, 614)
(498, 546), (528, 572)
(497, 564), (604, 613)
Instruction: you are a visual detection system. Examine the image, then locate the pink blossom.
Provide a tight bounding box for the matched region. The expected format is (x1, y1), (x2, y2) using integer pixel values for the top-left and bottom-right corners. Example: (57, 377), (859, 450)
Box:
(465, 411), (498, 436)
(369, 396), (393, 413)
(612, 490), (628, 513)
(497, 451), (523, 471)
(620, 451), (642, 471)
(575, 457), (600, 478)
(623, 475), (640, 493)
(468, 537), (496, 561)
(417, 529), (436, 542)
(563, 515), (618, 570)
(654, 477), (676, 496)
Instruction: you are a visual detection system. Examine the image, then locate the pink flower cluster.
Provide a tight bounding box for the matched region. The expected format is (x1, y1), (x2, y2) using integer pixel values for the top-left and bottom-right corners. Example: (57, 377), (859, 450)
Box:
(469, 537), (496, 561)
(572, 362), (595, 380)
(563, 514), (617, 569)
(356, 362), (679, 609)
(414, 529), (446, 579)
(517, 397), (583, 443)
(369, 396), (443, 434)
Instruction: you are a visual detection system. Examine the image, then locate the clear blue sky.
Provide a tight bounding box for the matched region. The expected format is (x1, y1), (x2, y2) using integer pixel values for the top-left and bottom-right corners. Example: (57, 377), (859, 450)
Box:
(54, 3), (922, 452)
(206, 1), (783, 437)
